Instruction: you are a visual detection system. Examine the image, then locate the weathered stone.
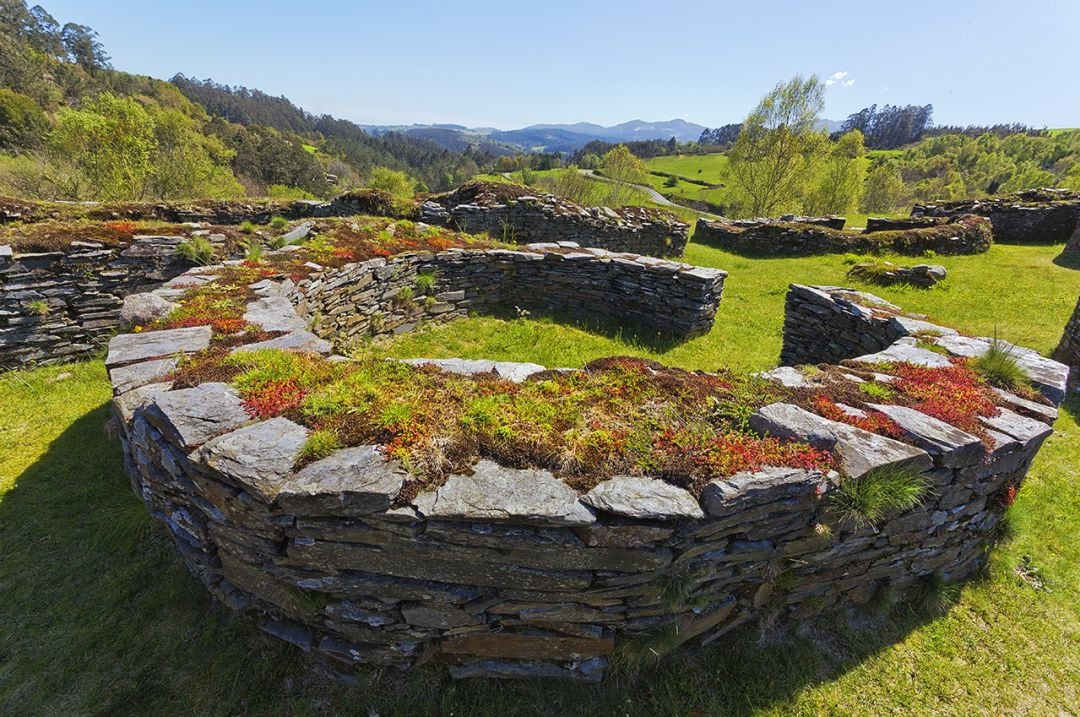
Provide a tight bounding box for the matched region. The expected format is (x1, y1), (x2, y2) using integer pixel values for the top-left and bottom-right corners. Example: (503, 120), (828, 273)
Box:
(757, 366), (812, 388)
(194, 417), (308, 502)
(109, 356), (178, 395)
(413, 460), (595, 526)
(582, 476), (703, 520)
(440, 632), (614, 660)
(865, 403), (984, 467)
(243, 295), (309, 333)
(852, 340), (954, 369)
(979, 408), (1053, 450)
(120, 292), (178, 327)
(143, 382), (251, 448)
(105, 325), (211, 367)
(702, 468), (824, 516)
(277, 446), (405, 516)
(401, 605), (480, 629)
(230, 330), (332, 355)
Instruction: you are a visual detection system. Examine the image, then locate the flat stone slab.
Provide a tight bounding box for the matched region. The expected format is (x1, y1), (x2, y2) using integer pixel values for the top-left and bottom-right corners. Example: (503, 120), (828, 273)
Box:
(242, 296), (308, 333)
(143, 382), (251, 449)
(979, 407), (1054, 450)
(932, 335), (1068, 404)
(750, 403), (932, 479)
(277, 445), (406, 515)
(866, 403), (984, 467)
(109, 357), (178, 395)
(230, 330), (332, 355)
(113, 382), (173, 424)
(888, 315), (958, 337)
(851, 340), (953, 369)
(991, 387), (1058, 425)
(413, 460), (595, 525)
(105, 325), (211, 367)
(582, 476), (703, 520)
(400, 358), (547, 383)
(757, 366), (811, 388)
(194, 417), (309, 502)
(280, 221), (314, 243)
(702, 467), (824, 516)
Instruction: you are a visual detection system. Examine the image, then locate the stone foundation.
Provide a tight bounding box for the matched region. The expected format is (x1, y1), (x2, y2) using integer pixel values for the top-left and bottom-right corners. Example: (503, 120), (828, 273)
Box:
(0, 237), (192, 369)
(105, 271), (1066, 682)
(291, 243), (726, 343)
(912, 188), (1080, 245)
(419, 182), (690, 257)
(694, 215), (991, 256)
(1054, 295), (1080, 384)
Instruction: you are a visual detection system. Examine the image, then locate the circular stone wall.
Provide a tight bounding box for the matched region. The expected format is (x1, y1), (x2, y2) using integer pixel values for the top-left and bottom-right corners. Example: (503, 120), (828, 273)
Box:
(106, 264), (1065, 682)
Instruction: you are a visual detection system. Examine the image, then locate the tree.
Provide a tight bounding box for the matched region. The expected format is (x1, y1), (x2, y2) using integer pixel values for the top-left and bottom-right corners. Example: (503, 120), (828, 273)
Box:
(367, 167), (416, 197)
(728, 75), (828, 217)
(860, 162), (906, 213)
(60, 22), (110, 70)
(0, 88), (48, 149)
(805, 129), (866, 215)
(601, 144), (649, 184)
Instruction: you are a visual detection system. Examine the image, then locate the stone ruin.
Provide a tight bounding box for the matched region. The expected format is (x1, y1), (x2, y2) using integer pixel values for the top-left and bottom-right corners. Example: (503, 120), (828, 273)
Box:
(694, 214), (992, 256)
(912, 188), (1080, 245)
(0, 187), (692, 369)
(419, 181), (690, 257)
(1054, 295), (1080, 384)
(104, 260), (1067, 681)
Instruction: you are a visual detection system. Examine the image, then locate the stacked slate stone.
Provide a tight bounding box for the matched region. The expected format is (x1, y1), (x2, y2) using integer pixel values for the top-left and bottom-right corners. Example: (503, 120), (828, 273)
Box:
(864, 216), (949, 233)
(912, 188), (1080, 244)
(1054, 296), (1080, 384)
(418, 182), (690, 258)
(694, 215), (992, 257)
(107, 269), (1066, 682)
(292, 242), (727, 342)
(0, 236), (198, 369)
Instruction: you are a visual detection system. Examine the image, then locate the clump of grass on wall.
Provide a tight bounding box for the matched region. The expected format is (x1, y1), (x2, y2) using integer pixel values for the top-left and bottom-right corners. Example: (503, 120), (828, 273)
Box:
(176, 236), (216, 265)
(972, 340), (1027, 390)
(831, 464), (931, 527)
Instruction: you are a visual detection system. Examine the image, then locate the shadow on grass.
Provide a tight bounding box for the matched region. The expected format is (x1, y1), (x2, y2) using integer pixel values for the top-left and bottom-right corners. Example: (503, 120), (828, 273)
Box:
(1052, 249), (1080, 270)
(0, 401), (951, 716)
(481, 306), (687, 354)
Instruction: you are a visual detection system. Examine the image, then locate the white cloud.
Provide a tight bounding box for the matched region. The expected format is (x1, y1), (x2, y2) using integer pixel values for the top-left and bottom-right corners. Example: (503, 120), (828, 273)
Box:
(825, 71), (855, 88)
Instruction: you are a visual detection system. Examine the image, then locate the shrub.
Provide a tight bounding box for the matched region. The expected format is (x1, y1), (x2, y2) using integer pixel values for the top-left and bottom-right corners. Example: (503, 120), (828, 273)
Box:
(239, 220), (256, 234)
(831, 465), (931, 527)
(972, 340), (1026, 390)
(270, 215), (289, 231)
(368, 167), (417, 198)
(664, 174), (679, 188)
(176, 236), (216, 265)
(268, 234), (288, 250)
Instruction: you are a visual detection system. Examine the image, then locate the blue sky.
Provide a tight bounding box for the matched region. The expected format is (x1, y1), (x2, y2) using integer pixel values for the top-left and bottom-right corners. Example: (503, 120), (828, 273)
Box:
(40, 0), (1080, 129)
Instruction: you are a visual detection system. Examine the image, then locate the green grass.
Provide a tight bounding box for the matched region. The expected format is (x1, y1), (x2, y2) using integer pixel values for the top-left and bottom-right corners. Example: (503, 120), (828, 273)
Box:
(646, 153), (732, 184)
(2, 239), (1079, 714)
(381, 243), (1080, 372)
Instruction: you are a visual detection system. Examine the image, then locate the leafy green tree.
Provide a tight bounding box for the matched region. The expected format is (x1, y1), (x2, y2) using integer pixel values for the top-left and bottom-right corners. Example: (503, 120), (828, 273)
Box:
(368, 166), (417, 197)
(145, 105), (243, 199)
(860, 161), (906, 213)
(729, 75), (828, 217)
(49, 93), (154, 199)
(601, 144), (649, 185)
(60, 22), (109, 70)
(805, 129), (866, 215)
(0, 88), (48, 149)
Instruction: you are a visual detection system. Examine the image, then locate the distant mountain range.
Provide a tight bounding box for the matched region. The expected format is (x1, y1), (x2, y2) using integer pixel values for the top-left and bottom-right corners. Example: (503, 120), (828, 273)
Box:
(362, 119), (709, 155)
(363, 118), (846, 155)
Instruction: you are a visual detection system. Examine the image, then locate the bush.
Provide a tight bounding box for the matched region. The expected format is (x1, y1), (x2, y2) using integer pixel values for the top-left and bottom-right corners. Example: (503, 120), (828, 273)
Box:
(972, 340), (1027, 390)
(368, 167), (417, 198)
(414, 270), (437, 294)
(269, 215), (288, 231)
(176, 236), (215, 265)
(831, 465), (931, 527)
(243, 241), (264, 263)
(239, 220), (256, 234)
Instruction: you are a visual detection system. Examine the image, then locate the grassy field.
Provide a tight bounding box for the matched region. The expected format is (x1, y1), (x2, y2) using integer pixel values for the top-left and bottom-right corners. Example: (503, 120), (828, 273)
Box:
(1, 240), (1078, 715)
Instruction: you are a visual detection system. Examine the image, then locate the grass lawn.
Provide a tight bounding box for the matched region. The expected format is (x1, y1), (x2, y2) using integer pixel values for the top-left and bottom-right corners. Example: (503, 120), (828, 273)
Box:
(1, 240), (1078, 715)
(646, 153), (732, 185)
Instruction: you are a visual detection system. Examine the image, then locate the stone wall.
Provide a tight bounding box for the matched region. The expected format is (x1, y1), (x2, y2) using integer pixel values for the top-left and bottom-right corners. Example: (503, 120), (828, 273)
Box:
(912, 188), (1080, 244)
(781, 284), (1069, 404)
(694, 215), (992, 256)
(1054, 295), (1080, 384)
(0, 237), (191, 369)
(292, 243), (727, 342)
(105, 272), (1066, 682)
(419, 182), (690, 257)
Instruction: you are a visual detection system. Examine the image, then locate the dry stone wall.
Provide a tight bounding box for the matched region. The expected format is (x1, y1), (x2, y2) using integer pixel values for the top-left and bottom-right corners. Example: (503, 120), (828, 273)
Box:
(694, 215), (992, 257)
(0, 236), (193, 369)
(420, 183), (690, 257)
(1054, 296), (1080, 384)
(106, 269), (1066, 682)
(292, 243), (727, 342)
(912, 188), (1080, 244)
